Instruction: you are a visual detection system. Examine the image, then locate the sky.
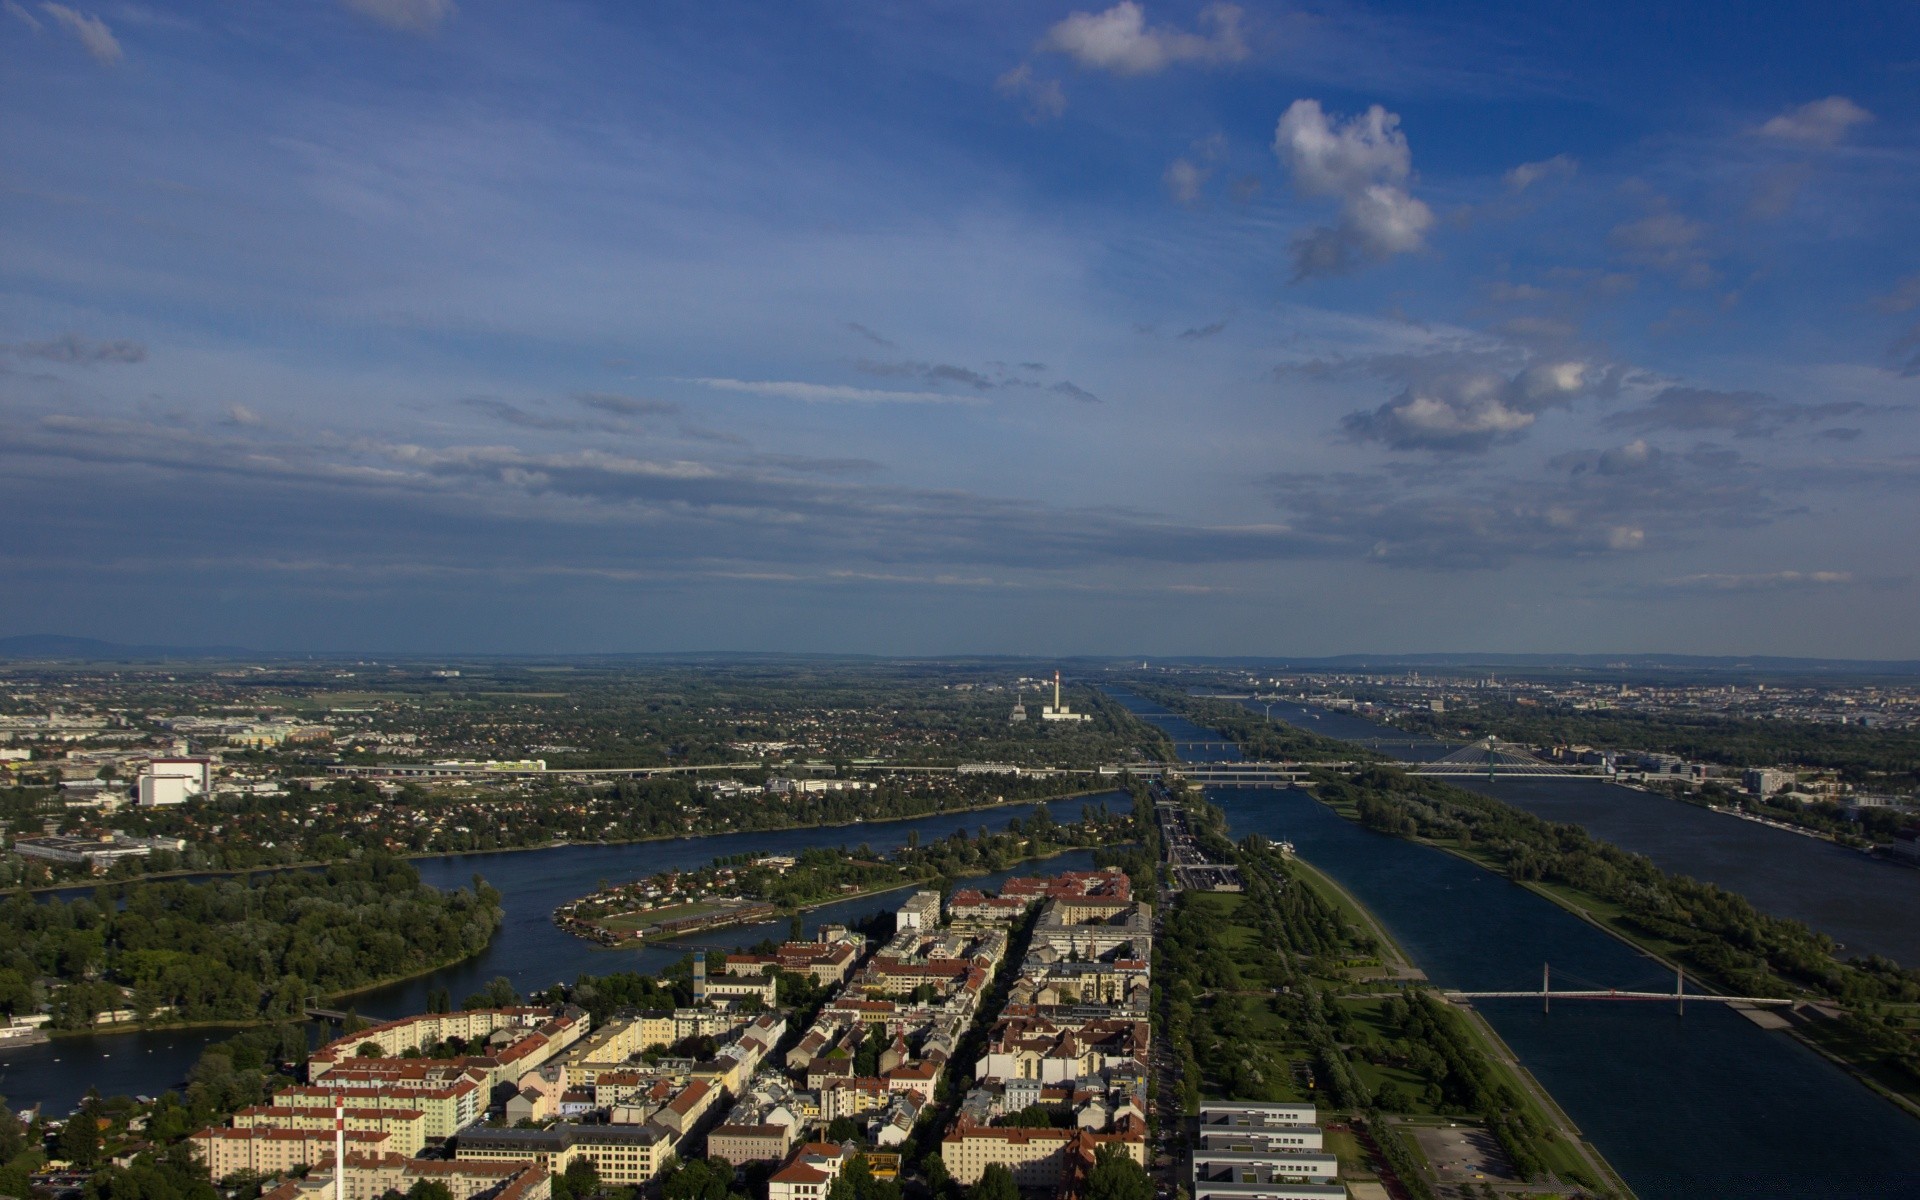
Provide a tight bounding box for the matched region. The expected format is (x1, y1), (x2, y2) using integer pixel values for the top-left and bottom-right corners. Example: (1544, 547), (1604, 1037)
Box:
(3, 0), (1918, 657)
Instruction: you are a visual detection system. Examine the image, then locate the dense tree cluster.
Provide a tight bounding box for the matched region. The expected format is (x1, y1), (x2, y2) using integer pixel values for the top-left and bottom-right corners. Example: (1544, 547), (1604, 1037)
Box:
(0, 855), (502, 1027)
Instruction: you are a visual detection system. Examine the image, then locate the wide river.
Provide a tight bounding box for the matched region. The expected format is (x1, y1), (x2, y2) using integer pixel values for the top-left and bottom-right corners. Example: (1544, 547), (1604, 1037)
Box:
(1253, 698), (1920, 967)
(1107, 689), (1920, 1198)
(1, 797), (1117, 1115)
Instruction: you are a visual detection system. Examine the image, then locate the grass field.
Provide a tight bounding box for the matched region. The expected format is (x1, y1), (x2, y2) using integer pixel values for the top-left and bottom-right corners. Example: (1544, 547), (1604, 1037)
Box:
(597, 900), (729, 932)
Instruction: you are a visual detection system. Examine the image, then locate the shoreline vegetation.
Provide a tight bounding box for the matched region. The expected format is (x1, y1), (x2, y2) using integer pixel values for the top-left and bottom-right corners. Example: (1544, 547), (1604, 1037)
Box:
(22, 786), (1133, 896)
(554, 801), (1137, 946)
(3, 856), (504, 1039)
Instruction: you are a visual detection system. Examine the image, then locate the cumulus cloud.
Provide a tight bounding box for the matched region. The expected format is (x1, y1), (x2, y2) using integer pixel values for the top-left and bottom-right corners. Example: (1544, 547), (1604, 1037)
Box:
(687, 378), (985, 405)
(1040, 1), (1247, 76)
(1503, 154), (1577, 191)
(10, 333), (146, 364)
(994, 64), (1067, 123)
(39, 3), (120, 63)
(341, 0), (453, 34)
(1266, 438), (1790, 569)
(1604, 386), (1870, 438)
(1757, 96), (1872, 146)
(1341, 360), (1595, 453)
(1274, 100), (1433, 279)
(222, 403), (263, 427)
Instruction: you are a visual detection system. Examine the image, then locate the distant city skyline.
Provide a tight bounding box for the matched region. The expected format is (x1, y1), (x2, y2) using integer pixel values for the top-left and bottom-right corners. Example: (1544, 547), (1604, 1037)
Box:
(3, 1), (1917, 655)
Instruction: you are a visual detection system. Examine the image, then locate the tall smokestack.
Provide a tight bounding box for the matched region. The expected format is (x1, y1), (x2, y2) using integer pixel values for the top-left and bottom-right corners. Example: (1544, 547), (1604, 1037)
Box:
(334, 1103), (345, 1200)
(1054, 671), (1061, 711)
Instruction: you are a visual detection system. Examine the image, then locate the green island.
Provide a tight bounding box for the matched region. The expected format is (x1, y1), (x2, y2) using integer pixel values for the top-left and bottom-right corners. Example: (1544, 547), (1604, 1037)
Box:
(1155, 794), (1627, 1199)
(555, 799), (1135, 944)
(0, 854), (503, 1029)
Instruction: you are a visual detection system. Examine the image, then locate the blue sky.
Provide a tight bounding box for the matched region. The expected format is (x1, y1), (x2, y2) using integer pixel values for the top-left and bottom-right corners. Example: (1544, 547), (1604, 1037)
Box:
(3, 0), (1917, 655)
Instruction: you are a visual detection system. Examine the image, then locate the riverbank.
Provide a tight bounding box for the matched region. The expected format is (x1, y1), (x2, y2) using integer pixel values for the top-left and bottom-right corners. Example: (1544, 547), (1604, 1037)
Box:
(1281, 843), (1628, 1194)
(30, 787), (1124, 894)
(44, 915), (508, 1039)
(1311, 784), (1920, 1124)
(561, 837), (1130, 948)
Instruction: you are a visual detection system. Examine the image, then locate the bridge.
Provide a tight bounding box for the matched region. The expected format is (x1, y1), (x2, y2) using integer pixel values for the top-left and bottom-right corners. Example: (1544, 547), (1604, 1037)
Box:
(1444, 964), (1795, 1014)
(1406, 737), (1597, 779)
(304, 1001), (385, 1024)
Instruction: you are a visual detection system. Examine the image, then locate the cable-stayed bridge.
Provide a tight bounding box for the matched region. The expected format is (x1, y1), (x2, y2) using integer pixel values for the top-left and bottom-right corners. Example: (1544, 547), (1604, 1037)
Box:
(1407, 737), (1598, 779)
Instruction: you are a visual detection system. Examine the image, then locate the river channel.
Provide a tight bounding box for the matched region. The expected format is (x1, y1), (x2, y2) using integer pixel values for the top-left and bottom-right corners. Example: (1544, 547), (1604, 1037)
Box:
(1252, 699), (1920, 967)
(1, 797), (1120, 1115)
(1109, 689), (1920, 1198)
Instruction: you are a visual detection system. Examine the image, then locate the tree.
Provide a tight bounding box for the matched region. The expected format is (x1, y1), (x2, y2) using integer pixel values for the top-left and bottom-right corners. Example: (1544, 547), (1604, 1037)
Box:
(825, 1116), (864, 1145)
(58, 1113), (103, 1169)
(661, 1156), (733, 1200)
(1083, 1146), (1153, 1200)
(970, 1163), (1019, 1200)
(356, 1041), (386, 1058)
(405, 1181), (455, 1200)
(465, 976), (519, 1010)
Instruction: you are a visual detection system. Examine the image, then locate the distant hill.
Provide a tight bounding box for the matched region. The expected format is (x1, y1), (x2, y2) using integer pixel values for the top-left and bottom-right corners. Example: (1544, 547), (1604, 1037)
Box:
(0, 635), (261, 660)
(1150, 652), (1920, 676)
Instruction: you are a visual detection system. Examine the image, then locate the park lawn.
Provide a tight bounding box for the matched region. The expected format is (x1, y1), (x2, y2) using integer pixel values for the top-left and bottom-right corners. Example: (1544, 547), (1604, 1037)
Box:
(598, 901), (727, 932)
(1324, 1127), (1370, 1174)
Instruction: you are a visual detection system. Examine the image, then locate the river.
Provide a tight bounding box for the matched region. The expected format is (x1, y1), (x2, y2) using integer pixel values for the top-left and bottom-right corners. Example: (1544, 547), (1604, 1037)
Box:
(1248, 698), (1920, 967)
(0, 796), (1122, 1115)
(1107, 688), (1920, 1197)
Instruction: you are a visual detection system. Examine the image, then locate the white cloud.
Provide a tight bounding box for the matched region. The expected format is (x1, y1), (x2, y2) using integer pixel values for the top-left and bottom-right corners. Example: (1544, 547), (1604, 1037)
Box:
(5, 0), (43, 31)
(341, 0), (454, 34)
(40, 3), (120, 63)
(1342, 360), (1594, 452)
(1164, 157), (1206, 205)
(1757, 96), (1872, 146)
(1273, 99), (1433, 278)
(1503, 153), (1577, 191)
(1040, 1), (1247, 76)
(994, 64), (1067, 123)
(1162, 133), (1226, 205)
(686, 378), (987, 405)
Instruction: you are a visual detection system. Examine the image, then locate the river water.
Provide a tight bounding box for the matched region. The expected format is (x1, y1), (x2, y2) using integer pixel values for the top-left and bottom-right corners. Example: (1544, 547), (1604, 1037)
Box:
(1248, 699), (1920, 967)
(1104, 689), (1920, 1196)
(1, 797), (1120, 1115)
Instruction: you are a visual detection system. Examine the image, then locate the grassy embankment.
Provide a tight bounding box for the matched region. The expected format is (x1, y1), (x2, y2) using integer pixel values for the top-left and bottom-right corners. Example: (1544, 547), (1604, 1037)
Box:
(1156, 816), (1624, 1197)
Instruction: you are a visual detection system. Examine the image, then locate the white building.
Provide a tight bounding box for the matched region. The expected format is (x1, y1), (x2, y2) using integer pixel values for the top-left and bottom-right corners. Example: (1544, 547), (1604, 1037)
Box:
(139, 758), (212, 806)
